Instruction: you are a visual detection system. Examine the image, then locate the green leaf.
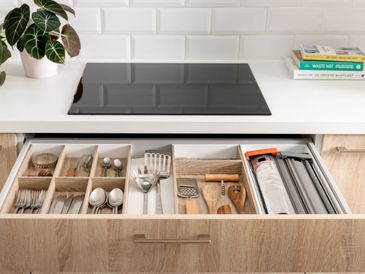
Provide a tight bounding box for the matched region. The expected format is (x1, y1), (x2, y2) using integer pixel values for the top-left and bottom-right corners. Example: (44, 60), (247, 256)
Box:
(3, 4), (30, 46)
(0, 41), (11, 65)
(32, 10), (61, 33)
(34, 0), (68, 20)
(45, 39), (64, 64)
(0, 71), (6, 86)
(61, 24), (80, 57)
(17, 38), (24, 52)
(23, 24), (49, 59)
(60, 4), (75, 16)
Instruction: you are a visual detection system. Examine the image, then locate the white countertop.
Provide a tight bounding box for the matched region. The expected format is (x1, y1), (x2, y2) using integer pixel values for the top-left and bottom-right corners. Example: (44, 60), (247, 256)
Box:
(0, 60), (364, 134)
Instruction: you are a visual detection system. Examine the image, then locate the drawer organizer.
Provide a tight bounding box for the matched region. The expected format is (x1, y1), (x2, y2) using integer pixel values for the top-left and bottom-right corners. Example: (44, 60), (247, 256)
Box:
(0, 138), (351, 215)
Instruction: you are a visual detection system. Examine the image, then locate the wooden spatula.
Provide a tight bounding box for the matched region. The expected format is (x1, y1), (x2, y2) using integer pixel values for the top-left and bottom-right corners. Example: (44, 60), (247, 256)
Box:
(228, 185), (246, 214)
(202, 184), (220, 214)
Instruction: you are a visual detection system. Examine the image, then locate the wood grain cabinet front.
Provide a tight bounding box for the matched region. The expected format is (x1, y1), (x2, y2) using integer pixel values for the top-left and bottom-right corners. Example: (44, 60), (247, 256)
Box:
(0, 137), (364, 273)
(321, 135), (365, 213)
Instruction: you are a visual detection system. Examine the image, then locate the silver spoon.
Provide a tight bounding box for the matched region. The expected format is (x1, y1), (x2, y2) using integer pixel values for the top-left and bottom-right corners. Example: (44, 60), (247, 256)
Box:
(108, 188), (124, 214)
(81, 154), (93, 176)
(89, 187), (106, 214)
(102, 157), (111, 177)
(113, 159), (123, 177)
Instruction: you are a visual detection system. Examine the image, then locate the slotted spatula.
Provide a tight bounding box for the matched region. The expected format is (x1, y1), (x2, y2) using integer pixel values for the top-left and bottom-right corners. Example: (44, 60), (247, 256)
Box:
(144, 152), (171, 214)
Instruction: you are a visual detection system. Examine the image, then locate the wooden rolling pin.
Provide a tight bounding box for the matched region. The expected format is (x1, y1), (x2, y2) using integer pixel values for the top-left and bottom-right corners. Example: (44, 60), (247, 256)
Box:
(228, 185), (246, 214)
(205, 174), (240, 182)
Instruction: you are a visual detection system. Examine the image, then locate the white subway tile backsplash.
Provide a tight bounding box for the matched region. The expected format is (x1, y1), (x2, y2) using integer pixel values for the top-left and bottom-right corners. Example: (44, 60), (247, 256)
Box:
(75, 0), (129, 7)
(131, 0), (184, 7)
(103, 8), (155, 33)
(187, 36), (239, 60)
(267, 7), (323, 33)
(69, 8), (101, 33)
(132, 35), (185, 60)
(294, 35), (349, 48)
(242, 0), (297, 7)
(323, 8), (365, 33)
(80, 35), (130, 59)
(0, 0), (364, 61)
(0, 0), (18, 7)
(159, 8), (211, 33)
(240, 35), (294, 59)
(186, 0), (240, 7)
(349, 35), (365, 49)
(212, 8), (267, 33)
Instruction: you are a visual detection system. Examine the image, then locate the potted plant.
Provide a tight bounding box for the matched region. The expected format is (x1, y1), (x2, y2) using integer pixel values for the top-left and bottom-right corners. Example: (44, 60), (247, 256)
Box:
(0, 0), (81, 86)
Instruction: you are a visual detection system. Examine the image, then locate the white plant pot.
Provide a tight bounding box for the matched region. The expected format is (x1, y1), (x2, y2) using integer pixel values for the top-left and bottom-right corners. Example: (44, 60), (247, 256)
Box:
(20, 51), (58, 79)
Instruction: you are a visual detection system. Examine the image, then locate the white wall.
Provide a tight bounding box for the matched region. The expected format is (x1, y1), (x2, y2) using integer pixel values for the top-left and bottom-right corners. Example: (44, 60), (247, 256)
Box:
(1, 0), (365, 61)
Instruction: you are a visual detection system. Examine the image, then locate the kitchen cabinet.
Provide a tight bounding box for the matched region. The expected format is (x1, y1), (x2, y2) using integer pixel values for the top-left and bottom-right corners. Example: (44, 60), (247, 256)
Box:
(0, 137), (364, 273)
(321, 135), (365, 213)
(0, 134), (18, 191)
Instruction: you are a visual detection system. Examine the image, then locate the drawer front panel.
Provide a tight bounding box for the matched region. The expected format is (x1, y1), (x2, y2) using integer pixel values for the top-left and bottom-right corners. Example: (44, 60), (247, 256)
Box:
(0, 217), (365, 272)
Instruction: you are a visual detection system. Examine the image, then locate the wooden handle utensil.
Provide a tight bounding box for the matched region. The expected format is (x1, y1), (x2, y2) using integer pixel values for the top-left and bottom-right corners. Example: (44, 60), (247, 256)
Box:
(205, 174), (240, 182)
(217, 204), (232, 214)
(228, 185), (246, 214)
(185, 199), (198, 214)
(202, 184), (220, 214)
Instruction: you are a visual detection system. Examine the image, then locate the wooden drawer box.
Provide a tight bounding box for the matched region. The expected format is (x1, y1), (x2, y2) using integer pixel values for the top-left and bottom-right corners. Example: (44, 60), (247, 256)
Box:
(0, 138), (364, 273)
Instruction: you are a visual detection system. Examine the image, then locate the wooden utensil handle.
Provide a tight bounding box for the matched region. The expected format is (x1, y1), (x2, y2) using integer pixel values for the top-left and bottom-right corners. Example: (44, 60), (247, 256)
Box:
(185, 199), (198, 214)
(217, 204), (232, 214)
(66, 168), (76, 177)
(205, 174), (240, 182)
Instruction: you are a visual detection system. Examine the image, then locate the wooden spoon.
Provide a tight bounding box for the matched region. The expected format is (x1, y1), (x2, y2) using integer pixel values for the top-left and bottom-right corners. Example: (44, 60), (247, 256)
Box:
(228, 185), (246, 214)
(202, 184), (220, 214)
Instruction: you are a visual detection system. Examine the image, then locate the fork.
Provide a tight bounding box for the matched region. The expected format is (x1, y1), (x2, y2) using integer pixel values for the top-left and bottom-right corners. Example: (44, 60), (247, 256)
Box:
(19, 190), (32, 214)
(14, 190), (25, 214)
(33, 190), (46, 214)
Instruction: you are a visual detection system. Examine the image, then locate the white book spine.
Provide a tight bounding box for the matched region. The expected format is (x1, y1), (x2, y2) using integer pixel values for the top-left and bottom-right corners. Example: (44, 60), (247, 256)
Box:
(285, 58), (365, 80)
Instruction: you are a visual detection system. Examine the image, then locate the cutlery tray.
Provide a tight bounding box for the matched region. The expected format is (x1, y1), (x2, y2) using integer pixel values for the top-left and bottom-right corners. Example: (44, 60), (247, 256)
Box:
(0, 142), (131, 214)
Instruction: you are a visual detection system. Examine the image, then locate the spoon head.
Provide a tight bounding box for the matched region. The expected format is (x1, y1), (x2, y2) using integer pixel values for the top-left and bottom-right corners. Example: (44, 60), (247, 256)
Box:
(89, 187), (106, 207)
(102, 157), (112, 168)
(83, 155), (93, 168)
(113, 159), (122, 170)
(109, 188), (124, 206)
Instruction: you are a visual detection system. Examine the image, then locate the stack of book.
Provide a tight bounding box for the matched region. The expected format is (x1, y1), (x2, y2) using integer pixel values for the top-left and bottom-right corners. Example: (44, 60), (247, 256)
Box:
(286, 45), (365, 80)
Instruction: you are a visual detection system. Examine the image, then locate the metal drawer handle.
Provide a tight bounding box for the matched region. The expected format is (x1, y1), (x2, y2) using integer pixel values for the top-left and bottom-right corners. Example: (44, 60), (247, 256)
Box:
(336, 146), (365, 154)
(134, 234), (211, 244)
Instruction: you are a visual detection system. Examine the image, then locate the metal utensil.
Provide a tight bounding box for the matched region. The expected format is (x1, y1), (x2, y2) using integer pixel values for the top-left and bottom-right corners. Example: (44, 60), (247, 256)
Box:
(144, 153), (171, 214)
(80, 154), (93, 176)
(108, 188), (124, 214)
(62, 195), (74, 214)
(131, 168), (158, 214)
(53, 195), (67, 214)
(102, 157), (112, 177)
(113, 159), (123, 177)
(69, 195), (84, 214)
(89, 187), (106, 214)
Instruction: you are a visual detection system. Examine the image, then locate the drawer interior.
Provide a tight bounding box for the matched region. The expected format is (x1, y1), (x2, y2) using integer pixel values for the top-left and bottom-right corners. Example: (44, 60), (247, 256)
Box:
(0, 143), (131, 215)
(173, 144), (256, 214)
(0, 139), (351, 216)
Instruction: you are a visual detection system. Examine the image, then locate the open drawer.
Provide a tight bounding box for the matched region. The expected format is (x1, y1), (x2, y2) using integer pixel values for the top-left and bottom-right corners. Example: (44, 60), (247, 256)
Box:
(0, 137), (364, 272)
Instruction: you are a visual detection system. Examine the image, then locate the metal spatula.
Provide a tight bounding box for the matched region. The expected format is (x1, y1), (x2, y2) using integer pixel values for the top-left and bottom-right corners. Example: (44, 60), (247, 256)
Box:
(144, 152), (171, 214)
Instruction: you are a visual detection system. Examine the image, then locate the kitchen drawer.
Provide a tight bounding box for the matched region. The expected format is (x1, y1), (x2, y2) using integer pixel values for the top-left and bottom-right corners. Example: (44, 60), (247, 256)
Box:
(0, 138), (364, 273)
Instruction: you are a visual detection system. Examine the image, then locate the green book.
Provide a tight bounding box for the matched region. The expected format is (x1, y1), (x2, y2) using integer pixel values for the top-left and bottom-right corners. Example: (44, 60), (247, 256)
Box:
(292, 50), (364, 71)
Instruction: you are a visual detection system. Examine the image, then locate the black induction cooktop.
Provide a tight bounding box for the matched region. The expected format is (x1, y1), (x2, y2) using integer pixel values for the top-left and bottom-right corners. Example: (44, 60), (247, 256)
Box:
(68, 63), (271, 115)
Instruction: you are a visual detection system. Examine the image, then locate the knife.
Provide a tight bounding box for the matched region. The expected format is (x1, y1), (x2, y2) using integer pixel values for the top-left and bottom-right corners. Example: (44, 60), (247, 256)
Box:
(62, 195), (74, 214)
(53, 195), (67, 214)
(69, 195), (84, 214)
